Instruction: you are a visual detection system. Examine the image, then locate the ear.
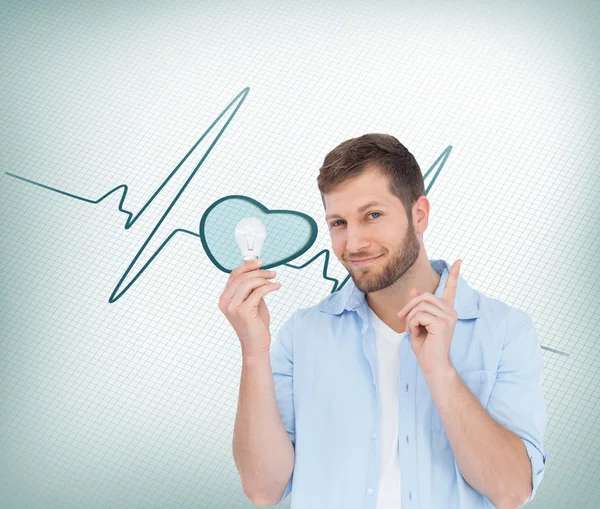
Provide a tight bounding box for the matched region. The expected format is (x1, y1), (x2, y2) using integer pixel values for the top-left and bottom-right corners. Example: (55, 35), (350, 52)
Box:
(413, 195), (430, 235)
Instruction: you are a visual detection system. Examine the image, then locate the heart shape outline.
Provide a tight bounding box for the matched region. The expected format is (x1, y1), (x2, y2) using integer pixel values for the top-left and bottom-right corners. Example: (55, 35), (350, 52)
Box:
(200, 194), (318, 273)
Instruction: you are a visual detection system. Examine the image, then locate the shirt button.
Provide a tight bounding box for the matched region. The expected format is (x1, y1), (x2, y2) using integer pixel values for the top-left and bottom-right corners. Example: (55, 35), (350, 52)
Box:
(405, 383), (409, 392)
(406, 435), (409, 444)
(367, 488), (374, 495)
(372, 432), (378, 439)
(409, 491), (412, 501)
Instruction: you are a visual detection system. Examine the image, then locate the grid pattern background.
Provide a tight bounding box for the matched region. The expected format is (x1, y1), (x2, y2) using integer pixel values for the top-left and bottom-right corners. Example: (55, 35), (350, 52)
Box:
(1, 0), (599, 508)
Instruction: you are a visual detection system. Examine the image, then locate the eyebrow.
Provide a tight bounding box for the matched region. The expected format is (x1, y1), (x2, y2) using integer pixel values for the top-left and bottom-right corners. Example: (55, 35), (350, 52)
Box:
(325, 201), (386, 221)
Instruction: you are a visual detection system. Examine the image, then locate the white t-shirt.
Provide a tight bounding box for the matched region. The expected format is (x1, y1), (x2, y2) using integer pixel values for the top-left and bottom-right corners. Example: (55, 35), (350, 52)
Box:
(368, 304), (409, 509)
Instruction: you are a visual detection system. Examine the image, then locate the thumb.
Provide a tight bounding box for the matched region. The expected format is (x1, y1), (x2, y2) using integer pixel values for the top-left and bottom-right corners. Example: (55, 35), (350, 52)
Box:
(408, 288), (421, 336)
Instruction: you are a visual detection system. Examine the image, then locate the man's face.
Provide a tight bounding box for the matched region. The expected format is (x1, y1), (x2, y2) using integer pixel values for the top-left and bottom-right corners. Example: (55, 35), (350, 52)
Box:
(323, 166), (421, 294)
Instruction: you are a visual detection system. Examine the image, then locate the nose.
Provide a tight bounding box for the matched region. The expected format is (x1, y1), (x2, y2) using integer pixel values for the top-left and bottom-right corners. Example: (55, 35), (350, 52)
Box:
(345, 224), (371, 255)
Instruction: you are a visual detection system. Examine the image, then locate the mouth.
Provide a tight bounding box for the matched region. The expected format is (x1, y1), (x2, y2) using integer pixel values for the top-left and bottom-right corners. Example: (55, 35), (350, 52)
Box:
(350, 254), (383, 267)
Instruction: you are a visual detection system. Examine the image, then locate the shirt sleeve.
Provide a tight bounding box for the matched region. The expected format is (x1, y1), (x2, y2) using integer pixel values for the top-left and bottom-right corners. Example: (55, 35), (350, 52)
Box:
(484, 309), (548, 504)
(269, 311), (297, 504)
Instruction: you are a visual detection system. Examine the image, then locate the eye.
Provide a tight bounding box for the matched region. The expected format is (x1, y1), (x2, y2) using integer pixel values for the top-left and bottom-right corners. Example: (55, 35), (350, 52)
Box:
(330, 212), (381, 228)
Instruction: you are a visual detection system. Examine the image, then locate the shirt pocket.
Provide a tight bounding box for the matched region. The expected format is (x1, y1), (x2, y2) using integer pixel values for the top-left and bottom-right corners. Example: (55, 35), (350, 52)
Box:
(431, 369), (496, 435)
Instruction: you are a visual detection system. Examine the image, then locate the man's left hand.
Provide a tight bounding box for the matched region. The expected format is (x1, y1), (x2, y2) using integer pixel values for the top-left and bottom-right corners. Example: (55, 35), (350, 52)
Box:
(396, 259), (462, 375)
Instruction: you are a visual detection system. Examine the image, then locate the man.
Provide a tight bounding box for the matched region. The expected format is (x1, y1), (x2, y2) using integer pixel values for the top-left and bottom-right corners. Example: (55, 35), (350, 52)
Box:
(222, 134), (547, 509)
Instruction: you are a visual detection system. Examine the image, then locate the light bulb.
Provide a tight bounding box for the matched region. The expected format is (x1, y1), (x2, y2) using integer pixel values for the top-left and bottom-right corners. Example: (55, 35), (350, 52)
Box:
(235, 217), (267, 261)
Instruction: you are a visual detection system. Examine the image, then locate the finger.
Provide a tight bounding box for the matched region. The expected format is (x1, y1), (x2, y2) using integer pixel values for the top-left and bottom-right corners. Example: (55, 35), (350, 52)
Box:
(223, 267), (276, 302)
(241, 281), (282, 310)
(397, 291), (449, 318)
(229, 275), (278, 308)
(404, 302), (445, 331)
(397, 289), (424, 318)
(441, 259), (462, 305)
(407, 311), (436, 336)
(228, 258), (263, 283)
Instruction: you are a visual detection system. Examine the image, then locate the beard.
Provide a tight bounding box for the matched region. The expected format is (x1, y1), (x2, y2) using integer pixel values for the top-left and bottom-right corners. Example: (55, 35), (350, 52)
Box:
(346, 219), (420, 295)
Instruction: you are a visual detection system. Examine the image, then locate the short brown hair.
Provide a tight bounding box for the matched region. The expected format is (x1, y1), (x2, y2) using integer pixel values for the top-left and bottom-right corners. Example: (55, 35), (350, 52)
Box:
(317, 133), (425, 220)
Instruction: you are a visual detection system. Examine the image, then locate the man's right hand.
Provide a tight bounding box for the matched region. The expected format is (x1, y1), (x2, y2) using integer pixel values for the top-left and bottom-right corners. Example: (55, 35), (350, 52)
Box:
(218, 259), (282, 358)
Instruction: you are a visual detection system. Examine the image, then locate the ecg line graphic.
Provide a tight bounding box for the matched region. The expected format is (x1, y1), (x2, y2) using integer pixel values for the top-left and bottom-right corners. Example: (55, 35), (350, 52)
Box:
(7, 87), (253, 303)
(4, 87), (566, 357)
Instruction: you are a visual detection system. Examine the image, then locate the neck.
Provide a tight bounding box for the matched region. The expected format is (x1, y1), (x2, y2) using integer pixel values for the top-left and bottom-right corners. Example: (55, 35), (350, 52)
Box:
(366, 255), (441, 334)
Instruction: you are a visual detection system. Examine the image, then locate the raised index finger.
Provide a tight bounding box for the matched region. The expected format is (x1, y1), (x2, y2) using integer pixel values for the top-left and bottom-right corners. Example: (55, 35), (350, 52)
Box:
(441, 259), (462, 306)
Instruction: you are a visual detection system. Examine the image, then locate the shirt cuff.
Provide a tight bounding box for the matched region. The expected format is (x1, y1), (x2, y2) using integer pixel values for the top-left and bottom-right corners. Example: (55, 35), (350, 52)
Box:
(521, 436), (547, 502)
(277, 471), (293, 504)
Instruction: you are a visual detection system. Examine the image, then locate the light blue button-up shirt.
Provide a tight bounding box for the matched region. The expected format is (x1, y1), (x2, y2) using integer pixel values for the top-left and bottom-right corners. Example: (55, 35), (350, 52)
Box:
(269, 258), (547, 508)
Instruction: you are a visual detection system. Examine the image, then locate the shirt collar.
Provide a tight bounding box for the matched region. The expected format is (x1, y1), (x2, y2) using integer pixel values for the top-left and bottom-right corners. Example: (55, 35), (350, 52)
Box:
(318, 258), (480, 320)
